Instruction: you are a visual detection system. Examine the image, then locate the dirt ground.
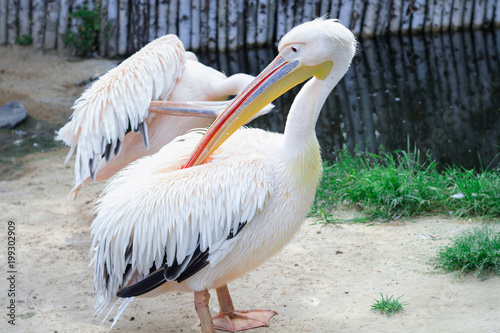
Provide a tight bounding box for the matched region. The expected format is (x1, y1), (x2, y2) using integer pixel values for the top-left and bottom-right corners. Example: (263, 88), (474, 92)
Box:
(1, 46), (499, 333)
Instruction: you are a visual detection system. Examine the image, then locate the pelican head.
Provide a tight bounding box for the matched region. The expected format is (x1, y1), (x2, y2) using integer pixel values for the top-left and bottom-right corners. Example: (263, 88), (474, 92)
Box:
(184, 19), (357, 168)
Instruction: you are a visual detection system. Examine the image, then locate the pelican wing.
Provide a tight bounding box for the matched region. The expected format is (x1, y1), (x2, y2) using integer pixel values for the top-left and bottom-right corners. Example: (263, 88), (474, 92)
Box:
(57, 35), (186, 185)
(90, 133), (273, 306)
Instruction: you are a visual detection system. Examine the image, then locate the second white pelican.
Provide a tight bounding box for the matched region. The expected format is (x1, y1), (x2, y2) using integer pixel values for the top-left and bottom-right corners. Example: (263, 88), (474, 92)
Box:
(90, 19), (356, 332)
(57, 34), (270, 197)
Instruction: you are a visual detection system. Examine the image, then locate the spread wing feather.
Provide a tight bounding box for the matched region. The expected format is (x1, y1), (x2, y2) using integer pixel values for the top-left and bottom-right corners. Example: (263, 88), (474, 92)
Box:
(57, 35), (186, 187)
(90, 131), (273, 309)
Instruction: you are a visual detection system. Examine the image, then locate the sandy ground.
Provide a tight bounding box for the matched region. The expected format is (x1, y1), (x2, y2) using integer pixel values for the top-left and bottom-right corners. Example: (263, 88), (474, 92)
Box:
(1, 46), (499, 333)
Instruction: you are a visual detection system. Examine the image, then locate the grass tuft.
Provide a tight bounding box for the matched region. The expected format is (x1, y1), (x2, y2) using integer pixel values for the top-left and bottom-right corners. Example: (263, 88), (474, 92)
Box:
(371, 293), (407, 315)
(312, 145), (500, 222)
(431, 226), (500, 278)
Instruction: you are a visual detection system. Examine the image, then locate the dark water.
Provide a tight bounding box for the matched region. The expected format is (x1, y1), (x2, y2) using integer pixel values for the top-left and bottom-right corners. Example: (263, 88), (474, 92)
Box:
(1, 30), (499, 175)
(199, 30), (500, 171)
(0, 117), (62, 178)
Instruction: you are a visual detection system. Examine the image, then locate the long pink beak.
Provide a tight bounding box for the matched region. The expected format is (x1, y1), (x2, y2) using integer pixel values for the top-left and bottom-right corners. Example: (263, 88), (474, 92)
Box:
(183, 55), (333, 168)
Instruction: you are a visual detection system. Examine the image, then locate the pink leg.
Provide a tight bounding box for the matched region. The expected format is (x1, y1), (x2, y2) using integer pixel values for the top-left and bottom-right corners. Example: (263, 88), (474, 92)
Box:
(194, 290), (216, 333)
(212, 284), (277, 332)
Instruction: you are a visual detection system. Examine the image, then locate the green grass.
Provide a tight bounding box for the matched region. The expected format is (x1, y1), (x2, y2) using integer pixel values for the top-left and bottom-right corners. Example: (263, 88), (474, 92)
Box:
(431, 226), (500, 278)
(15, 34), (33, 46)
(64, 5), (101, 56)
(312, 145), (500, 222)
(371, 293), (407, 315)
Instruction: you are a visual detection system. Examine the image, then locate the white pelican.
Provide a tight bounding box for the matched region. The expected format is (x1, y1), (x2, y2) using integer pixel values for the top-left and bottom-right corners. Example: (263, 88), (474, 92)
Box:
(90, 19), (356, 332)
(57, 34), (271, 197)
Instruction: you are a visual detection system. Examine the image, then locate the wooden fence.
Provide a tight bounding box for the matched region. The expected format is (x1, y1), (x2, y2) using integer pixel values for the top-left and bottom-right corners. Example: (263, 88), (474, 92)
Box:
(1, 0), (500, 56)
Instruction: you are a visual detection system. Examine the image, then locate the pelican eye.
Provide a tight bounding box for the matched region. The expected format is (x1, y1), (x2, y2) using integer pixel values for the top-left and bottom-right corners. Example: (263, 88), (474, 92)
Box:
(291, 46), (298, 53)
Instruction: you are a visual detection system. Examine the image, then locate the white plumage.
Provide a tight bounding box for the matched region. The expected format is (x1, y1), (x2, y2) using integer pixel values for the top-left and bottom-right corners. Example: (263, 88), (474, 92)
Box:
(91, 128), (321, 326)
(58, 35), (267, 197)
(89, 18), (356, 332)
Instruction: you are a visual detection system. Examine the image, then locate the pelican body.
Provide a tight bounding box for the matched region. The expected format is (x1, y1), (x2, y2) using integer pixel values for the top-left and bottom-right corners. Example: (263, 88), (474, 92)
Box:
(57, 34), (268, 197)
(90, 19), (356, 332)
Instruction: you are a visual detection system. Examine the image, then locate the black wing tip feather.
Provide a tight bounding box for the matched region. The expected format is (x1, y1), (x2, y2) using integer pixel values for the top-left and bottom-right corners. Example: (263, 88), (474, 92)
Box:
(116, 270), (166, 298)
(116, 245), (210, 298)
(89, 120), (149, 182)
(174, 248), (209, 283)
(116, 224), (248, 298)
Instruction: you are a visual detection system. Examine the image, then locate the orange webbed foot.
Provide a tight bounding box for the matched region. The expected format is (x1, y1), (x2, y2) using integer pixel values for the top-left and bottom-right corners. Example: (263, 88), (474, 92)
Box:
(212, 309), (277, 332)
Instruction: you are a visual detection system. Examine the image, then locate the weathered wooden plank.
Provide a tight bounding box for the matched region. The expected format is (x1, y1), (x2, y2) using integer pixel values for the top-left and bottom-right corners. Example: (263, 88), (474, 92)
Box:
(217, 0), (227, 51)
(8, 0), (500, 54)
(266, 0), (275, 43)
(351, 0), (364, 35)
(227, 0), (238, 50)
(178, 0), (190, 48)
(256, 0), (268, 46)
(167, 0), (178, 35)
(431, 0), (443, 32)
(19, 0), (29, 36)
(57, 0), (69, 51)
(302, 0), (314, 23)
(117, 0), (128, 55)
(484, 0), (495, 27)
(7, 0), (18, 44)
(0, 0), (7, 45)
(329, 0), (340, 20)
(375, 0), (390, 35)
(236, 0), (245, 46)
(199, 0), (208, 51)
(361, 0), (379, 38)
(32, 0), (46, 48)
(472, 0), (487, 29)
(207, 0), (217, 51)
(128, 0), (148, 53)
(462, 0), (473, 30)
(44, 0), (60, 49)
(338, 0), (353, 29)
(69, 0), (86, 35)
(320, 0), (330, 17)
(107, 0), (118, 56)
(148, 0), (156, 41)
(451, 0), (464, 31)
(246, 0), (257, 46)
(400, 0), (412, 35)
(191, 0), (201, 50)
(157, 0), (168, 37)
(411, 0), (426, 34)
(285, 0), (295, 32)
(98, 0), (108, 55)
(294, 0), (304, 26)
(389, 0), (403, 34)
(495, 0), (500, 27)
(423, 0), (434, 32)
(276, 0), (287, 42)
(441, 0), (453, 31)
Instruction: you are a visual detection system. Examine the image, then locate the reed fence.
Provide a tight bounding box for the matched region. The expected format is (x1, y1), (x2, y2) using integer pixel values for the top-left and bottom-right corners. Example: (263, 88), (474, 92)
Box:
(1, 0), (499, 55)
